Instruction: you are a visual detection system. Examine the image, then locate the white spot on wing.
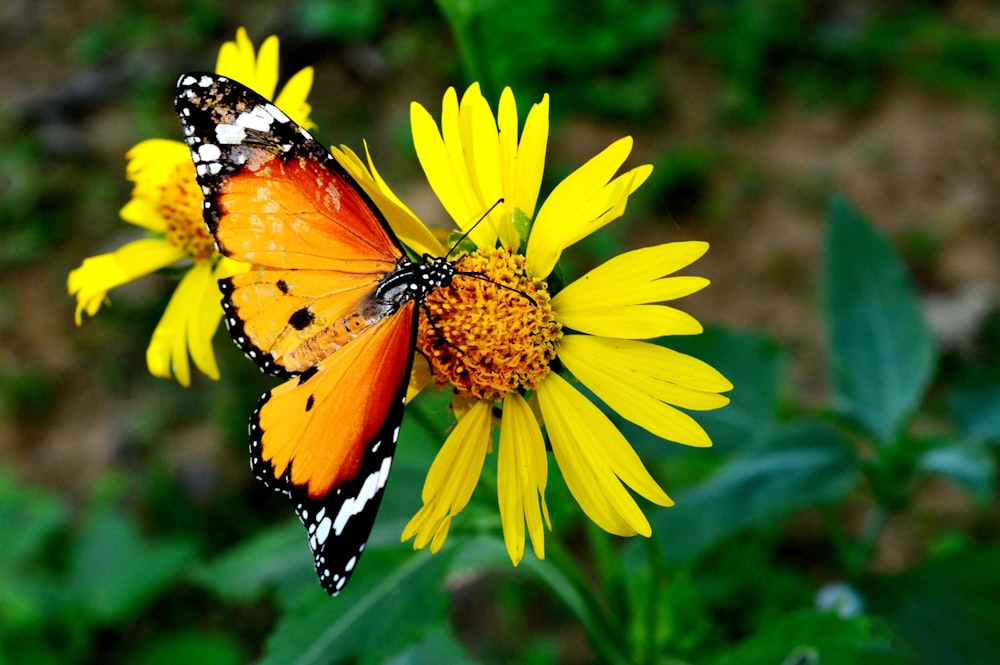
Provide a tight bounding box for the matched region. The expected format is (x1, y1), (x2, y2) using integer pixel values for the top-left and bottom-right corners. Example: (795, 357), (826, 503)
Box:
(216, 124), (247, 145)
(236, 105), (274, 133)
(264, 103), (289, 123)
(332, 455), (392, 537)
(198, 143), (221, 162)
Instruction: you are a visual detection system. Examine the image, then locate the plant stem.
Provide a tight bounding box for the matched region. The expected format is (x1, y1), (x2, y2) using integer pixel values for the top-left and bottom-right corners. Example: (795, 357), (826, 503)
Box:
(544, 537), (633, 665)
(433, 0), (494, 94)
(640, 535), (664, 665)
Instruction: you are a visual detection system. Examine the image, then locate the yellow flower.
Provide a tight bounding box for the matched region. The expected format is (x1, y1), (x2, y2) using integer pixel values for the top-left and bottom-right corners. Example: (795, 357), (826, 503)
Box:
(336, 84), (733, 565)
(67, 28), (314, 386)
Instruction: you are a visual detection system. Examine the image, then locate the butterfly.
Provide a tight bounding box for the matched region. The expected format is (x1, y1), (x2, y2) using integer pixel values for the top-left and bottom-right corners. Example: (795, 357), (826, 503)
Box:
(174, 72), (459, 595)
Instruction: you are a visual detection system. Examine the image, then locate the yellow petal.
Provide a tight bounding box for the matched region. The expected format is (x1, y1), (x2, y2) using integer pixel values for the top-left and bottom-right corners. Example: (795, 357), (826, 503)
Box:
(528, 137), (651, 278)
(402, 399), (492, 551)
(537, 373), (672, 537)
(406, 355), (433, 403)
(556, 304), (704, 339)
(496, 87), (520, 249)
(274, 66), (315, 129)
(464, 86), (504, 248)
(213, 31), (241, 81)
(513, 93), (548, 222)
(330, 143), (445, 257)
(498, 393), (549, 565)
(119, 140), (194, 232)
(411, 95), (474, 236)
(67, 239), (187, 324)
(119, 198), (167, 233)
(554, 242), (710, 309)
(147, 263), (208, 387)
(252, 34), (280, 100)
(558, 335), (731, 447)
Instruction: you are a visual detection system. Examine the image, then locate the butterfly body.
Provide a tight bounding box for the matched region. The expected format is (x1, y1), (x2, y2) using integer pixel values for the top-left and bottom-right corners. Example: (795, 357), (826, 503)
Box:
(175, 73), (451, 594)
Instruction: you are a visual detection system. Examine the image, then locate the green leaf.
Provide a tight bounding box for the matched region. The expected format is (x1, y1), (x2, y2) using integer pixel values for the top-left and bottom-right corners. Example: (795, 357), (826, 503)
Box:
(655, 422), (860, 563)
(382, 626), (479, 665)
(710, 609), (903, 665)
(665, 328), (786, 452)
(68, 511), (196, 624)
(256, 547), (453, 665)
(195, 520), (315, 603)
(451, 535), (630, 665)
(127, 632), (245, 665)
(867, 548), (1000, 663)
(822, 196), (936, 443)
(917, 439), (996, 502)
(0, 471), (67, 568)
(950, 383), (1000, 443)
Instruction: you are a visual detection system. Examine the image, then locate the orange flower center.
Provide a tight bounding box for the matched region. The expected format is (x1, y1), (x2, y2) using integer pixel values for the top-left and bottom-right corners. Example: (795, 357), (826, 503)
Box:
(416, 248), (562, 402)
(161, 161), (215, 261)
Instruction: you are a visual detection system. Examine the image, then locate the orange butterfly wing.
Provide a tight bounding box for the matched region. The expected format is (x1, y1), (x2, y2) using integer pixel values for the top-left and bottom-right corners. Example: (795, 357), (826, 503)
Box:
(254, 303), (416, 498)
(175, 73), (429, 594)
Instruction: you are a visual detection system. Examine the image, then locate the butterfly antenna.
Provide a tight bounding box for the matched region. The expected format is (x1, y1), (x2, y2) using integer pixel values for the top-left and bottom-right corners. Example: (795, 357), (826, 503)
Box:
(444, 198), (505, 260)
(454, 271), (537, 306)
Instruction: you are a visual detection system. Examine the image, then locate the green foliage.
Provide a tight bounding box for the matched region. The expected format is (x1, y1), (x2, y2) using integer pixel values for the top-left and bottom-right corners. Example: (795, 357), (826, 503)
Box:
(434, 0), (675, 120)
(822, 196), (936, 444)
(257, 549), (454, 665)
(710, 610), (902, 665)
(655, 422), (860, 564)
(14, 4), (1000, 665)
(127, 632), (245, 665)
(867, 548), (1000, 663)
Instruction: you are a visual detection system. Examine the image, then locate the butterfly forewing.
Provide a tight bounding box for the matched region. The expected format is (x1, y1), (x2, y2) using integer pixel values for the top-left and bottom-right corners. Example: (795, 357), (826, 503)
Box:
(175, 72), (425, 595)
(176, 73), (404, 376)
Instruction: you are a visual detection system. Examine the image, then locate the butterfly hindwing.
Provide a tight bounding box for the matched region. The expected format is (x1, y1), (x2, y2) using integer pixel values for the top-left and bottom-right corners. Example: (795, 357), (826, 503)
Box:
(249, 305), (418, 594)
(219, 266), (386, 376)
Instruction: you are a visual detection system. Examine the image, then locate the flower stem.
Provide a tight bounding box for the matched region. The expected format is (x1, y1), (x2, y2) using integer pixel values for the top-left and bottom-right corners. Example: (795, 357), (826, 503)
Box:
(639, 535), (664, 665)
(432, 0), (494, 95)
(544, 536), (633, 665)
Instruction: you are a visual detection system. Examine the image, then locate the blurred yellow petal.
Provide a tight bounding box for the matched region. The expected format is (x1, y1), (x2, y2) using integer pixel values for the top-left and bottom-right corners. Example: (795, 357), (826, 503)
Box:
(120, 140), (194, 232)
(214, 28), (314, 127)
(274, 66), (315, 129)
(147, 260), (216, 387)
(213, 28), (245, 81)
(67, 239), (186, 324)
(558, 335), (731, 447)
(537, 373), (672, 537)
(406, 355), (433, 403)
(498, 392), (549, 565)
(251, 34), (279, 100)
(403, 400), (492, 551)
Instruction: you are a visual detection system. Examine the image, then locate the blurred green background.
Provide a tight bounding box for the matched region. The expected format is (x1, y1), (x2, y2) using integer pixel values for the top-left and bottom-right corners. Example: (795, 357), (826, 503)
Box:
(3, 1), (1000, 663)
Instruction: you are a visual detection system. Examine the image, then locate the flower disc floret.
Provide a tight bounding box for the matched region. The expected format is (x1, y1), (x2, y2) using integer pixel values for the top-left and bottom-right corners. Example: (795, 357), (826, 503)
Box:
(417, 249), (561, 402)
(159, 161), (215, 260)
